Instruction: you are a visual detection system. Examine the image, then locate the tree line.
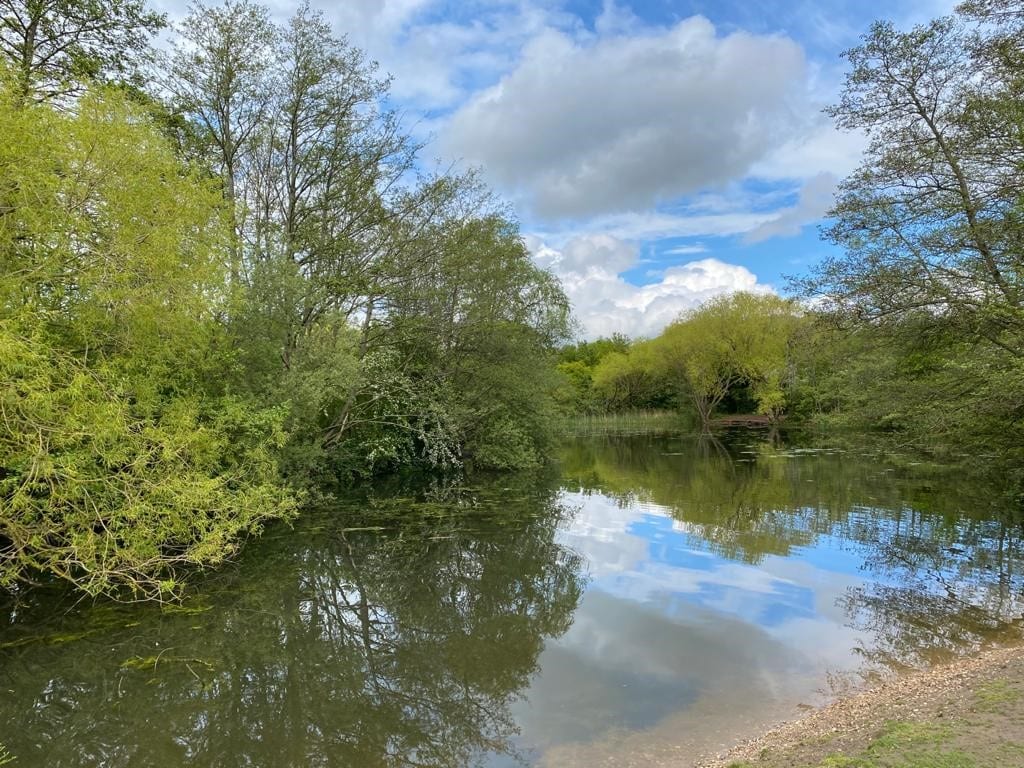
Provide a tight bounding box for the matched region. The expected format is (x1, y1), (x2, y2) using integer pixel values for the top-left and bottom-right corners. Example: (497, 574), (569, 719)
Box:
(560, 0), (1024, 472)
(0, 0), (570, 598)
(2, 0), (1023, 599)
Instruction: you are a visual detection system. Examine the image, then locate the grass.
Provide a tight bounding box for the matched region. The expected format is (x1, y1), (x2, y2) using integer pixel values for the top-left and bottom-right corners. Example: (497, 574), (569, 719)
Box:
(730, 721), (981, 768)
(720, 650), (1024, 768)
(973, 679), (1021, 713)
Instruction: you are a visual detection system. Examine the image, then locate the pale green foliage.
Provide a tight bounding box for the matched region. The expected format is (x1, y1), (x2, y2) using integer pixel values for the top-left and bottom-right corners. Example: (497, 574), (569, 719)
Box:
(0, 77), (295, 598)
(0, 332), (292, 598)
(652, 293), (801, 426)
(0, 1), (575, 602)
(591, 342), (673, 412)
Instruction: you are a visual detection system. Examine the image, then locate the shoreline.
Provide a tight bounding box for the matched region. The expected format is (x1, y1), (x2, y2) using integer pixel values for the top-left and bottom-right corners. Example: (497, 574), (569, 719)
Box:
(696, 639), (1024, 767)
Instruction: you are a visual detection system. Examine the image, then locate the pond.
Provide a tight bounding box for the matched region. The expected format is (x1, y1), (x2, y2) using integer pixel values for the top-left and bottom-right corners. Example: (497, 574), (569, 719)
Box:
(2, 430), (1023, 767)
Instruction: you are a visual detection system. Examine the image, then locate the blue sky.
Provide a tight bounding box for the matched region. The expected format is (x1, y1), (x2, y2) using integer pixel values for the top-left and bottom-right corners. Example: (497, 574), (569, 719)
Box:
(155, 0), (957, 338)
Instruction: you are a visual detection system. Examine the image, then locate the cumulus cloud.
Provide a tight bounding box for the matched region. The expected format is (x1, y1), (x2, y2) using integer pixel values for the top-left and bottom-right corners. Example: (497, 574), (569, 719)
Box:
(529, 234), (774, 339)
(744, 172), (838, 243)
(443, 16), (809, 219)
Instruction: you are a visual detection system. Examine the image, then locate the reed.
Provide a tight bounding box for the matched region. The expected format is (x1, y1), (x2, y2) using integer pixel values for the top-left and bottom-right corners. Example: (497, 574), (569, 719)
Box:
(563, 409), (691, 436)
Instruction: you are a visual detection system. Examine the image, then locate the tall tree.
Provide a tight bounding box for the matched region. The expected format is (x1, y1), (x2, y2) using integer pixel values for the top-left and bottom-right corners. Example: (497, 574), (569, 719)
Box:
(799, 15), (1024, 354)
(0, 0), (164, 102)
(163, 0), (276, 278)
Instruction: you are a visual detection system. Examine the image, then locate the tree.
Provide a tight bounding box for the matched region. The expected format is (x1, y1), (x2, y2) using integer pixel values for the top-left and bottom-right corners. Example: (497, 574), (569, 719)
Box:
(788, 7), (1024, 457)
(163, 0), (276, 278)
(0, 0), (165, 102)
(799, 15), (1024, 355)
(0, 77), (295, 598)
(590, 342), (674, 412)
(652, 293), (800, 429)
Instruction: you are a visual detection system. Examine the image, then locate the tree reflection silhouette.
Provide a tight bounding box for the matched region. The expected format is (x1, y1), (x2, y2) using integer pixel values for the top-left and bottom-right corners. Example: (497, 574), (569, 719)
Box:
(0, 480), (585, 768)
(843, 514), (1024, 673)
(560, 432), (1024, 671)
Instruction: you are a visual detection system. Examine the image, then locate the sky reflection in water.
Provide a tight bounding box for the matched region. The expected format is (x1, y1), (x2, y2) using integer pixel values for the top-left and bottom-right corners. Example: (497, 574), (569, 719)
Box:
(2, 432), (1022, 768)
(507, 434), (1024, 765)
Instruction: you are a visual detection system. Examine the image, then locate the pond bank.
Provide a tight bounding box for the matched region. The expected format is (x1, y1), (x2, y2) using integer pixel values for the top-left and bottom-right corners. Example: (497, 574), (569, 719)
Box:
(697, 639), (1024, 768)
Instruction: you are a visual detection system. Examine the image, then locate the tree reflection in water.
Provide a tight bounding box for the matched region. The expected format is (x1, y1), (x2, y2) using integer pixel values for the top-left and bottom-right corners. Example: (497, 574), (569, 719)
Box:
(0, 478), (585, 768)
(4, 434), (1024, 767)
(560, 431), (1024, 673)
(843, 512), (1024, 673)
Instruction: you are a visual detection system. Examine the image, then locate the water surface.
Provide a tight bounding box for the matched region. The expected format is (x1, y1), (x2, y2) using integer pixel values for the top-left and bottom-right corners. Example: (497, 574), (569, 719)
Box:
(2, 431), (1022, 766)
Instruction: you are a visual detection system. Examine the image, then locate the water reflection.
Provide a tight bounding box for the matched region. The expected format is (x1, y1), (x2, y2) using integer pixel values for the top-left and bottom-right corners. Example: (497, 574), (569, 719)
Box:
(558, 432), (1024, 674)
(2, 433), (1023, 767)
(0, 480), (585, 767)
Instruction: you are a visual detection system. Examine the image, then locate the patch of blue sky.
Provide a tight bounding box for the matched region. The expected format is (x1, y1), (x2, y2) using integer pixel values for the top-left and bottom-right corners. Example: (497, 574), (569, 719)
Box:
(627, 514), (717, 572)
(784, 535), (870, 577)
(625, 505), (874, 582)
(622, 218), (839, 291)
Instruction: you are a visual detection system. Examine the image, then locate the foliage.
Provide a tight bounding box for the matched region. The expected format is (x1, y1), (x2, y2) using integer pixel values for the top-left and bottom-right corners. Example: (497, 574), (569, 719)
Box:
(0, 78), (295, 598)
(167, 3), (571, 480)
(0, 0), (574, 598)
(591, 341), (676, 412)
(555, 334), (640, 414)
(0, 0), (165, 102)
(651, 293), (802, 428)
(791, 4), (1024, 465)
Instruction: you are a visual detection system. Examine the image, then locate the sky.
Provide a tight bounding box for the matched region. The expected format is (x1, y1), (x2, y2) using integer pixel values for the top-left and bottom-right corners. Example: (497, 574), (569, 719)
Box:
(154, 0), (958, 339)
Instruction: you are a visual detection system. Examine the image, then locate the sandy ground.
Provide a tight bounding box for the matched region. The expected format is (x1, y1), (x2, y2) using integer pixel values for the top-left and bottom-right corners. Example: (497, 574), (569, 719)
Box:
(695, 641), (1024, 767)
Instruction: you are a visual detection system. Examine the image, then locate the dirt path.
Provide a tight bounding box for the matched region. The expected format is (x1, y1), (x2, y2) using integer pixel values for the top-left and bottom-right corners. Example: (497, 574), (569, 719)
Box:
(696, 642), (1024, 768)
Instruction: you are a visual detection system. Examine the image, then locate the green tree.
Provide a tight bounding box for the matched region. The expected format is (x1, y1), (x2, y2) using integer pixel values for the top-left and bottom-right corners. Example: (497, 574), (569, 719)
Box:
(163, 0), (276, 278)
(0, 0), (165, 102)
(0, 77), (295, 598)
(555, 334), (635, 415)
(590, 341), (674, 412)
(800, 14), (1024, 352)
(791, 6), (1024, 459)
(166, 2), (572, 478)
(652, 293), (800, 429)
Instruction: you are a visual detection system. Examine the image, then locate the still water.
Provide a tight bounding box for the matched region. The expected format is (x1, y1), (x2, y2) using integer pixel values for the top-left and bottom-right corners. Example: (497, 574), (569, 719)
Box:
(2, 431), (1023, 767)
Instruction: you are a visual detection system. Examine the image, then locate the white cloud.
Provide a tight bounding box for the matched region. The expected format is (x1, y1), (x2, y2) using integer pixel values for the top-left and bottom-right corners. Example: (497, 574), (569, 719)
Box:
(744, 172), (838, 243)
(530, 234), (774, 339)
(536, 208), (778, 244)
(157, 0), (572, 112)
(751, 119), (866, 181)
(442, 16), (810, 219)
(663, 244), (708, 256)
